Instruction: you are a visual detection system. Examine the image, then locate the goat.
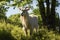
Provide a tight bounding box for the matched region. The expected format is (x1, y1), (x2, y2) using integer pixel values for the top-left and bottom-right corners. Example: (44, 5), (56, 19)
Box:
(19, 7), (39, 35)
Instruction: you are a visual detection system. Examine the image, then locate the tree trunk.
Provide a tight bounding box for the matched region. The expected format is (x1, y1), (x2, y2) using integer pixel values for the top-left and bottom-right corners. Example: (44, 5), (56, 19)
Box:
(51, 0), (56, 30)
(38, 0), (46, 25)
(38, 0), (56, 30)
(45, 0), (51, 29)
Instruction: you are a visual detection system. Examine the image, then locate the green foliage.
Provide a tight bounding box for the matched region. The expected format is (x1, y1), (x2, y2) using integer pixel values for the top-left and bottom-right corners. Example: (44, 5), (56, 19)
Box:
(6, 0), (32, 7)
(24, 27), (55, 40)
(0, 0), (60, 40)
(0, 22), (60, 40)
(8, 13), (22, 27)
(38, 15), (43, 26)
(8, 13), (20, 23)
(0, 22), (25, 40)
(11, 27), (26, 40)
(0, 5), (7, 20)
(0, 31), (15, 40)
(33, 8), (40, 15)
(0, 22), (15, 40)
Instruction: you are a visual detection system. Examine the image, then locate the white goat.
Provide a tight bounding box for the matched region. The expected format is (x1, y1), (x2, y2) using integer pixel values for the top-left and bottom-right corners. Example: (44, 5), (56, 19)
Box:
(19, 7), (39, 35)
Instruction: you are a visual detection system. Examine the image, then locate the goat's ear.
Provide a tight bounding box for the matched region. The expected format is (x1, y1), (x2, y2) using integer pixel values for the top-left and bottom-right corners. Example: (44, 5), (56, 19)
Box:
(19, 7), (23, 11)
(25, 7), (30, 11)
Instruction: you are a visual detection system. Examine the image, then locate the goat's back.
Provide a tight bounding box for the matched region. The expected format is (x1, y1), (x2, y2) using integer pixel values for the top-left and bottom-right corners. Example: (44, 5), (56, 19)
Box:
(29, 14), (38, 28)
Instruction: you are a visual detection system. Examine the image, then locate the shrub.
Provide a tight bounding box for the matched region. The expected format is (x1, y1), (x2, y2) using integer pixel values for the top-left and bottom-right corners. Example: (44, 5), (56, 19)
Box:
(11, 27), (26, 40)
(0, 22), (60, 40)
(0, 22), (26, 40)
(0, 30), (15, 40)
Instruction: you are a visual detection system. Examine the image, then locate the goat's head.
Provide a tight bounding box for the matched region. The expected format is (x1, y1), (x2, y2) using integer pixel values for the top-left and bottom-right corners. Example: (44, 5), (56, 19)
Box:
(19, 7), (30, 16)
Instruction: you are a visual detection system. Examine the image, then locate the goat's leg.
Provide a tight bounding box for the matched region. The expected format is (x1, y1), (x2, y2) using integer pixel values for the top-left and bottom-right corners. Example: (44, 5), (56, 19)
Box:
(22, 27), (27, 35)
(22, 27), (26, 35)
(25, 28), (28, 35)
(30, 29), (33, 35)
(36, 27), (38, 32)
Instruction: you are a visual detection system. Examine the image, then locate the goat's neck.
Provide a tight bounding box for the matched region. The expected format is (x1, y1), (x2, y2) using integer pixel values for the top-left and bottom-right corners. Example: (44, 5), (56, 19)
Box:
(24, 14), (31, 28)
(23, 14), (30, 27)
(24, 14), (29, 21)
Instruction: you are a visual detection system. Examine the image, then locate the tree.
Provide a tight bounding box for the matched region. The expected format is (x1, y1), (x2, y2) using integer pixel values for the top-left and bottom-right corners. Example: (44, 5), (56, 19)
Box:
(50, 0), (56, 30)
(37, 0), (57, 30)
(0, 5), (7, 21)
(37, 0), (47, 26)
(0, 1), (9, 21)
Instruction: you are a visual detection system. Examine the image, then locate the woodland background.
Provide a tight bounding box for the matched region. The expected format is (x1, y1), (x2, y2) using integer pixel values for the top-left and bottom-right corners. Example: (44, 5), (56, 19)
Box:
(0, 0), (60, 40)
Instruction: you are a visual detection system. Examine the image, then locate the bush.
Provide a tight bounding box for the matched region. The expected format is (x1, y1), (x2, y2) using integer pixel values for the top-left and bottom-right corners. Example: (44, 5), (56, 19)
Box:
(11, 27), (26, 40)
(0, 22), (60, 40)
(29, 28), (55, 40)
(0, 22), (15, 40)
(0, 30), (15, 40)
(0, 22), (26, 40)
